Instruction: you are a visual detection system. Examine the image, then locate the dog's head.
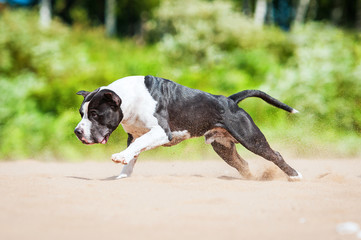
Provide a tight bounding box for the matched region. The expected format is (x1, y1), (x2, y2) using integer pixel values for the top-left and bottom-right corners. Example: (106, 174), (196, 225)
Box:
(74, 88), (123, 145)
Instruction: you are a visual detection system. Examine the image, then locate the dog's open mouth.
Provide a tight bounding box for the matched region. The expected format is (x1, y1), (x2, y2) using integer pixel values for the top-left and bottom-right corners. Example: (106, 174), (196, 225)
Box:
(100, 134), (109, 144)
(78, 134), (109, 145)
(80, 138), (95, 145)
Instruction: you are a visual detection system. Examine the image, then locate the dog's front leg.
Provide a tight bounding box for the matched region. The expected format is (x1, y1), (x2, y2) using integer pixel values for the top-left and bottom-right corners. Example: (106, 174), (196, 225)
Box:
(117, 157), (138, 179)
(111, 126), (170, 165)
(117, 134), (138, 179)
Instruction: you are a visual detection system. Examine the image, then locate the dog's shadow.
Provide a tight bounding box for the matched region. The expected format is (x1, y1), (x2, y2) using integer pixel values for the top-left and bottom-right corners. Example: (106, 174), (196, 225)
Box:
(66, 175), (120, 181)
(217, 175), (242, 181)
(67, 175), (245, 181)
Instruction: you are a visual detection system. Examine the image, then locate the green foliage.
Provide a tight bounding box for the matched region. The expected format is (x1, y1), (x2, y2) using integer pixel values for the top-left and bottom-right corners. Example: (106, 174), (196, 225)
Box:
(263, 23), (361, 133)
(0, 10), (165, 160)
(145, 0), (294, 65)
(0, 6), (360, 160)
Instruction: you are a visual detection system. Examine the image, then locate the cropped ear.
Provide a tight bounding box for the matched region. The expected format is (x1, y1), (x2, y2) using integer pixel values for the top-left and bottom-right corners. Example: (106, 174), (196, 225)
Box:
(103, 90), (122, 108)
(76, 90), (90, 98)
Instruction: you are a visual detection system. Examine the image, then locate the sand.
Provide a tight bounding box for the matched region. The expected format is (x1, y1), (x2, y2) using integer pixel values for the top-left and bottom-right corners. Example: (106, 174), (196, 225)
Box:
(0, 158), (360, 240)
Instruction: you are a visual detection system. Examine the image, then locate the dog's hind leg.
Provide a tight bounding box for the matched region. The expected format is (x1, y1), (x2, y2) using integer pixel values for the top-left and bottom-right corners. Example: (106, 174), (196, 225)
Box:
(225, 109), (302, 180)
(211, 141), (253, 179)
(205, 128), (253, 179)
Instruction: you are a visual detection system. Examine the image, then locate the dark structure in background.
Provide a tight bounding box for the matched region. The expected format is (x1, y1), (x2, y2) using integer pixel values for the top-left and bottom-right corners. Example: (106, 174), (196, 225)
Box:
(272, 0), (293, 31)
(0, 0), (36, 6)
(1, 0), (361, 35)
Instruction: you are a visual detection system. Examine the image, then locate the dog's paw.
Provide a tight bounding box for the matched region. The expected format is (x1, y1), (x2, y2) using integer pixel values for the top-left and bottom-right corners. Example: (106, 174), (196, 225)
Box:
(288, 171), (303, 181)
(116, 173), (129, 179)
(111, 152), (133, 165)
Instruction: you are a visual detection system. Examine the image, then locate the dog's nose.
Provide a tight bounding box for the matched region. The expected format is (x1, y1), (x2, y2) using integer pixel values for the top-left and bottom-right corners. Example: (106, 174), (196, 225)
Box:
(74, 128), (83, 137)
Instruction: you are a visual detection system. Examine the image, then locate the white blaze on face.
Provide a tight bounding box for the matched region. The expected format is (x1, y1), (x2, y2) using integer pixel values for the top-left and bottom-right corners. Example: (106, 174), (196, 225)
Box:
(76, 101), (92, 141)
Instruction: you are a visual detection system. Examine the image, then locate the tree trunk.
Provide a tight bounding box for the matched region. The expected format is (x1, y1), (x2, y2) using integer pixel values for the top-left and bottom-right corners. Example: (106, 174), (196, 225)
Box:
(254, 0), (267, 27)
(58, 0), (76, 24)
(105, 0), (117, 37)
(295, 0), (311, 24)
(307, 0), (318, 21)
(39, 0), (51, 28)
(357, 0), (361, 29)
(242, 0), (251, 16)
(331, 0), (343, 25)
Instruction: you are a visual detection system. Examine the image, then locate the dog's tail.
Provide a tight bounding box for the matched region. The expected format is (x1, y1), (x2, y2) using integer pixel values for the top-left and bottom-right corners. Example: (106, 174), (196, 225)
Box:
(228, 90), (299, 113)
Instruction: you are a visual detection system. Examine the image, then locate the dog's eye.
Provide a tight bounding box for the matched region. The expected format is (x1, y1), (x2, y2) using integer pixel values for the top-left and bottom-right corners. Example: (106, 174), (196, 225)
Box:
(90, 111), (98, 119)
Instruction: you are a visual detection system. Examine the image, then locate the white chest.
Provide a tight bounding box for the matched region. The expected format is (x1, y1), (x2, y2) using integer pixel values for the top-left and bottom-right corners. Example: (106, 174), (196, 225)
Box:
(121, 119), (151, 138)
(103, 76), (159, 137)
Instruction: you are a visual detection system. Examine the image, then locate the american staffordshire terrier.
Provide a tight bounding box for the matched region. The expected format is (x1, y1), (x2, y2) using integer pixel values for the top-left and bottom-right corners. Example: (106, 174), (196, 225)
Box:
(74, 75), (302, 180)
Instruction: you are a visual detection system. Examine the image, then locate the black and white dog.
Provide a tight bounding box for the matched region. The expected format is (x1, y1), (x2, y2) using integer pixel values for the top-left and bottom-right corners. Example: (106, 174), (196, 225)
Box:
(75, 75), (302, 180)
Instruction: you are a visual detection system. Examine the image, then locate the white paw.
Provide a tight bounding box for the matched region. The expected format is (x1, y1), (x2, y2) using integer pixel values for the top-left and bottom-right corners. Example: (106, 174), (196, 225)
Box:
(111, 152), (133, 165)
(116, 173), (129, 179)
(289, 171), (303, 181)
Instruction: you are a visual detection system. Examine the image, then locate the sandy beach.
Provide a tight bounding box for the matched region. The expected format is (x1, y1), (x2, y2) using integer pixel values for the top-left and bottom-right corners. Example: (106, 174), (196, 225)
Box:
(0, 158), (360, 240)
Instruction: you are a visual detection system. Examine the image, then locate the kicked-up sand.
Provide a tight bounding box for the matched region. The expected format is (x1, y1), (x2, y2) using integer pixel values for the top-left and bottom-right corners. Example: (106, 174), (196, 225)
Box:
(0, 158), (360, 240)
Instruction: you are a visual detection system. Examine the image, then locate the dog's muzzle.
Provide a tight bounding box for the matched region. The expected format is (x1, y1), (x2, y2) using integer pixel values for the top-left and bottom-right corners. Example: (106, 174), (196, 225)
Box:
(74, 127), (83, 138)
(74, 127), (91, 144)
(74, 127), (87, 143)
(74, 127), (109, 145)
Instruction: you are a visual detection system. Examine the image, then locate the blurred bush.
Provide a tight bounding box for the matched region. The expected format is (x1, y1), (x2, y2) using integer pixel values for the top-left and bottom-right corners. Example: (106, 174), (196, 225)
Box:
(0, 10), (166, 160)
(143, 0), (361, 156)
(145, 0), (294, 65)
(0, 4), (360, 160)
(263, 23), (361, 133)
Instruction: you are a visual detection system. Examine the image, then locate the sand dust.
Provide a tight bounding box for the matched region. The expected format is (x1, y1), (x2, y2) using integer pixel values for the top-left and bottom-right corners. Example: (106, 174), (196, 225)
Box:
(0, 158), (360, 240)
